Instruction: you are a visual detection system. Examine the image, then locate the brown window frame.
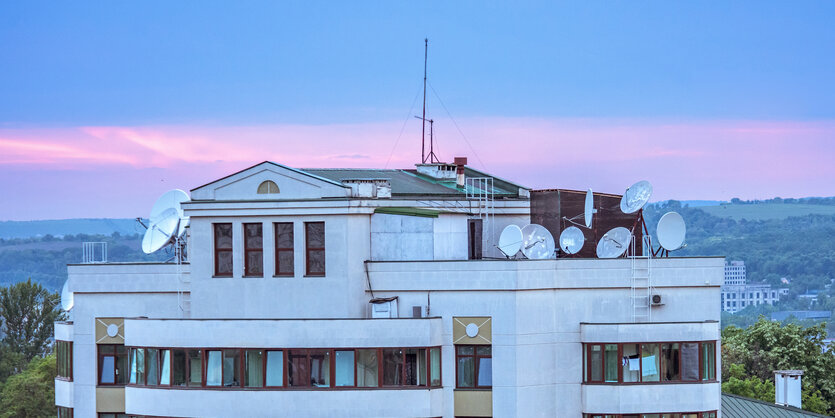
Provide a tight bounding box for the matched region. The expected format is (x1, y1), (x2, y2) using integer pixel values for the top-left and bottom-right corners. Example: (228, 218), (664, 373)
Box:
(304, 222), (325, 277)
(56, 340), (73, 381)
(243, 223), (264, 277)
(583, 412), (717, 418)
(97, 344), (128, 386)
(455, 345), (491, 389)
(214, 223), (233, 277)
(57, 406), (74, 418)
(582, 341), (717, 384)
(274, 222), (294, 277)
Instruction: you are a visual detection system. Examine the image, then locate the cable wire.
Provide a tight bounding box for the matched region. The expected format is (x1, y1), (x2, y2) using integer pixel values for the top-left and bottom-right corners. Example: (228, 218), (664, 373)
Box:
(385, 81), (424, 169)
(428, 81), (487, 170)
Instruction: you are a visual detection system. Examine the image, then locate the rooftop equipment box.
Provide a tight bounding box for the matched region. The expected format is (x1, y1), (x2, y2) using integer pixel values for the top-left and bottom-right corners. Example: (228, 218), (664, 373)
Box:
(530, 189), (644, 258)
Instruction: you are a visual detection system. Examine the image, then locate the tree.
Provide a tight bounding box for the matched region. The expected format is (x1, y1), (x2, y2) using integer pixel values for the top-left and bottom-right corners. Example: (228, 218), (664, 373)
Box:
(0, 279), (64, 363)
(0, 354), (56, 418)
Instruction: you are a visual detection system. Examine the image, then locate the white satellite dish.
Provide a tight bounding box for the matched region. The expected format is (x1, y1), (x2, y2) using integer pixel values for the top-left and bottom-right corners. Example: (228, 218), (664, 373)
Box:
(498, 225), (523, 258)
(521, 224), (556, 260)
(141, 207), (180, 254)
(620, 180), (653, 214)
(60, 280), (73, 311)
(596, 227), (632, 258)
(584, 188), (596, 228)
(657, 211), (686, 251)
(149, 189), (190, 238)
(559, 226), (585, 255)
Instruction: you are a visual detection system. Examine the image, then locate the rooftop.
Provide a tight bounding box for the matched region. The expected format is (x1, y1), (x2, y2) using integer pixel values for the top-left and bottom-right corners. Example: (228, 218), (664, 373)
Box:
(722, 393), (828, 417)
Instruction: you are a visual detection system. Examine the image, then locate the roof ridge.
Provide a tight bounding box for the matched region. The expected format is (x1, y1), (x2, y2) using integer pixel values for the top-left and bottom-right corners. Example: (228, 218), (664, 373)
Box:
(722, 392), (829, 417)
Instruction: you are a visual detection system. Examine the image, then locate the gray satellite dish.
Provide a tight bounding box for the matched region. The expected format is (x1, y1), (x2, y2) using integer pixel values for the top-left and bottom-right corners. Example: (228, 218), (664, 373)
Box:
(150, 189), (190, 238)
(521, 224), (556, 260)
(498, 225), (523, 258)
(60, 280), (73, 311)
(142, 207), (180, 254)
(596, 227), (632, 258)
(559, 226), (585, 255)
(584, 188), (597, 228)
(620, 180), (653, 214)
(657, 211), (686, 251)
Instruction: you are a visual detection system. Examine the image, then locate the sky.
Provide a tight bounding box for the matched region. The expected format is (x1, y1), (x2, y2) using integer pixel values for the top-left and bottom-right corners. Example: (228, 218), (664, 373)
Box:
(1, 1), (834, 220)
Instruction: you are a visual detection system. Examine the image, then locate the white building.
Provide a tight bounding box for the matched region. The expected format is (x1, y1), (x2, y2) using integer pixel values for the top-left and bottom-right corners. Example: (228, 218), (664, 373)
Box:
(720, 261), (784, 313)
(55, 161), (722, 418)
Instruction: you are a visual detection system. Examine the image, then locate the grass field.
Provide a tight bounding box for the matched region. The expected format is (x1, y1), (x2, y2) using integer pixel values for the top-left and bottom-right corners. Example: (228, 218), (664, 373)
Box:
(700, 203), (835, 221)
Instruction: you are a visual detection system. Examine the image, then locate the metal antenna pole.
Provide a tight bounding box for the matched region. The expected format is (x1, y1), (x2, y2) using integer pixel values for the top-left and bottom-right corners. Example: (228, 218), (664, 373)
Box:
(421, 38), (428, 164)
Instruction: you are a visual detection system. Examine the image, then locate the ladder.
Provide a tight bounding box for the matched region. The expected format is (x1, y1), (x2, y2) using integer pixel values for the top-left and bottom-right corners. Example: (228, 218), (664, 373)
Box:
(466, 177), (495, 255)
(175, 237), (191, 318)
(630, 235), (652, 322)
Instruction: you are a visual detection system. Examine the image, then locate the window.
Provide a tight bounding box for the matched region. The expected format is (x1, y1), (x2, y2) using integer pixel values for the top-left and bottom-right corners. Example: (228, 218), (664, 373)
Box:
(257, 180), (280, 194)
(171, 349), (203, 387)
(244, 223), (263, 277)
(129, 348), (145, 385)
(245, 349), (264, 388)
(305, 222), (325, 276)
(57, 407), (73, 418)
(274, 223), (294, 276)
(98, 344), (128, 385)
(584, 341), (716, 384)
(214, 223), (233, 277)
(430, 347), (441, 386)
(287, 349), (330, 387)
(265, 350), (283, 387)
(335, 350), (355, 387)
(356, 349), (378, 387)
(57, 340), (72, 380)
(456, 345), (491, 388)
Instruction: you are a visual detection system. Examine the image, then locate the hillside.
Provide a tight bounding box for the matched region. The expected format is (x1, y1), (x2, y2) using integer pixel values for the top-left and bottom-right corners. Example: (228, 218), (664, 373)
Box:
(0, 218), (145, 239)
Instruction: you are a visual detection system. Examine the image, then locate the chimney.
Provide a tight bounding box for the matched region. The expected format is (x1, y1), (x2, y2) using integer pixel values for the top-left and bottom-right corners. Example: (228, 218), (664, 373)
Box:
(775, 370), (803, 409)
(454, 156), (467, 188)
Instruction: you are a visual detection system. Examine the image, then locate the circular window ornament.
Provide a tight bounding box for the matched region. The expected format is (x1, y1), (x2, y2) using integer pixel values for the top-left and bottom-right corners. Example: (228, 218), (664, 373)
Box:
(465, 323), (479, 338)
(106, 324), (119, 338)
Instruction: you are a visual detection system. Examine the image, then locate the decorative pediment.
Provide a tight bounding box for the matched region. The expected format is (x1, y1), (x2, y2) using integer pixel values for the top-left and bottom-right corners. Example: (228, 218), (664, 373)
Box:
(190, 162), (350, 201)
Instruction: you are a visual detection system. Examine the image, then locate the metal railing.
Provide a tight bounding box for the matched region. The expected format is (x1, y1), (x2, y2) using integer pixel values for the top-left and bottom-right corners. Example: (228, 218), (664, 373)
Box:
(82, 242), (108, 264)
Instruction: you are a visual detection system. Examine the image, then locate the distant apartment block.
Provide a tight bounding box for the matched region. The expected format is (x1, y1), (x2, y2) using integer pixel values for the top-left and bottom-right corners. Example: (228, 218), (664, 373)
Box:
(720, 261), (786, 313)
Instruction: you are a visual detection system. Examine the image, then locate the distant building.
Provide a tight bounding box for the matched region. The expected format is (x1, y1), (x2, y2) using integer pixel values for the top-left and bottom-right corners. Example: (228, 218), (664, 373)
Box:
(720, 261), (784, 313)
(771, 310), (832, 322)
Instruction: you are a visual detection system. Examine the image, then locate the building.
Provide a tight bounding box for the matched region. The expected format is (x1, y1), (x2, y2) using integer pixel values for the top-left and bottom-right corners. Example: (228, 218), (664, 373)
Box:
(720, 261), (784, 313)
(55, 161), (722, 418)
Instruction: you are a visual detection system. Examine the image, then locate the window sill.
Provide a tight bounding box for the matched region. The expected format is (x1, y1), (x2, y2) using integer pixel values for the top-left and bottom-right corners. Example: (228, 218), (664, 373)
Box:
(273, 275), (295, 278)
(243, 275), (264, 278)
(583, 380), (718, 385)
(304, 274), (326, 278)
(212, 275), (233, 279)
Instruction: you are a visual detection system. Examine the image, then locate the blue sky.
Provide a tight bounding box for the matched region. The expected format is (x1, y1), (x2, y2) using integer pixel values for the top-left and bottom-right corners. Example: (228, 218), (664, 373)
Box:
(1, 2), (834, 220)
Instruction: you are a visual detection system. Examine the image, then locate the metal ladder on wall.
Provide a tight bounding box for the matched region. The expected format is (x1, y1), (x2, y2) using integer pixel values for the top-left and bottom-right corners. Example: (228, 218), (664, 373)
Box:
(466, 177), (495, 255)
(175, 238), (191, 318)
(630, 235), (652, 322)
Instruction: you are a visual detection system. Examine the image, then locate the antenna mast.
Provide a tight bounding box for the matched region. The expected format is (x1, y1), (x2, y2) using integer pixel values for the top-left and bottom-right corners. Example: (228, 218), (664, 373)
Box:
(421, 38), (428, 164)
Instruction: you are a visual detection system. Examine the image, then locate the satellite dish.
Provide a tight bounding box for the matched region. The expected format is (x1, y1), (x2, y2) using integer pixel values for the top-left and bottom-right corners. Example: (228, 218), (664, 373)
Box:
(142, 207), (180, 254)
(149, 189), (190, 238)
(498, 225), (523, 258)
(584, 188), (596, 228)
(620, 180), (653, 214)
(521, 224), (556, 260)
(657, 211), (686, 251)
(596, 227), (632, 258)
(559, 226), (585, 255)
(60, 280), (73, 311)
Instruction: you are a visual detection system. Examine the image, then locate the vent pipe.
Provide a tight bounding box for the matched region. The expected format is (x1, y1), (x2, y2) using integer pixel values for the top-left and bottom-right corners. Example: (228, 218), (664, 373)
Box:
(775, 370), (803, 409)
(454, 156), (467, 188)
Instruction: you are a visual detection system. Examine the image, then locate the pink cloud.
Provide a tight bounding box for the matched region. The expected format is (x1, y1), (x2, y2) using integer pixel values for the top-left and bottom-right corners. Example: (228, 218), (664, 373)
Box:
(0, 117), (833, 220)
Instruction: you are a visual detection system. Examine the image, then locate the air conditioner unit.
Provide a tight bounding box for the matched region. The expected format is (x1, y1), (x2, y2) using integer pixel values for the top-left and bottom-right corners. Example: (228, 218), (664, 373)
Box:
(651, 294), (664, 306)
(369, 297), (398, 318)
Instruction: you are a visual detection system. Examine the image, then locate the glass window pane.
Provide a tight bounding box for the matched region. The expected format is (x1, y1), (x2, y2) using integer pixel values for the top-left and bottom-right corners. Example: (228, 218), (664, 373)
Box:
(661, 343), (680, 382)
(405, 348), (426, 386)
(641, 344), (660, 382)
(100, 345), (115, 355)
(590, 345), (603, 381)
(245, 224), (263, 249)
(215, 224), (232, 248)
(622, 344), (640, 382)
(245, 350), (264, 388)
(172, 350), (187, 386)
(217, 251), (233, 276)
(266, 351), (283, 387)
(477, 357), (492, 387)
(146, 349), (159, 386)
(476, 346), (491, 355)
(100, 356), (115, 384)
(681, 343), (699, 381)
(307, 222), (324, 247)
(276, 223), (293, 247)
(356, 349), (378, 387)
(116, 349), (129, 384)
(604, 344), (618, 382)
(703, 342), (716, 380)
(206, 350), (222, 386)
(223, 349), (241, 387)
(288, 350), (308, 387)
(457, 346), (474, 355)
(188, 350), (202, 387)
(382, 349), (403, 386)
(309, 350), (330, 387)
(457, 356), (474, 387)
(335, 350), (355, 387)
(160, 350), (170, 385)
(430, 347), (441, 386)
(246, 251), (263, 276)
(308, 250), (325, 275)
(277, 251), (294, 275)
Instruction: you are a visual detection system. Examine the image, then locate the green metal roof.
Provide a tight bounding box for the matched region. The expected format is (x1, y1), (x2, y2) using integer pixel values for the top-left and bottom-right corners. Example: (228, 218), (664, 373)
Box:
(373, 207), (443, 218)
(722, 393), (828, 418)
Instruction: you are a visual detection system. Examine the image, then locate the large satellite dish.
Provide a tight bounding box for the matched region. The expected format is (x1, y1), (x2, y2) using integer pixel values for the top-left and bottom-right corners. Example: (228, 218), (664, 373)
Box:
(584, 188), (596, 228)
(559, 226), (585, 255)
(620, 180), (653, 214)
(657, 211), (686, 251)
(596, 227), (632, 258)
(498, 225), (523, 258)
(521, 224), (556, 260)
(149, 189), (190, 238)
(142, 207), (180, 254)
(60, 280), (73, 311)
